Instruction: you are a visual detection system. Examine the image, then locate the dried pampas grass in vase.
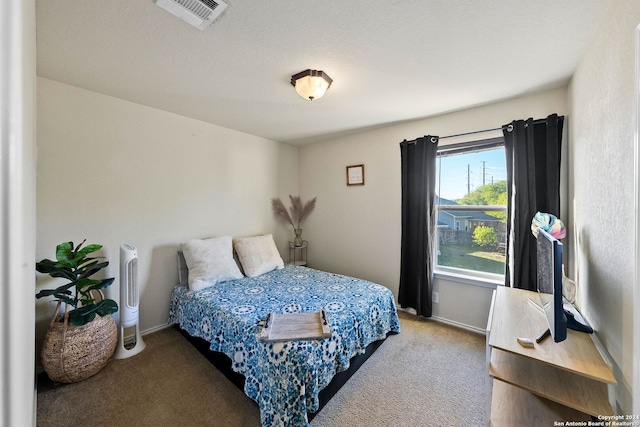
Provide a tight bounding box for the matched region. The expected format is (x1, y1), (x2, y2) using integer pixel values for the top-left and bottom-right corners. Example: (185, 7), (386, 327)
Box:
(271, 195), (317, 246)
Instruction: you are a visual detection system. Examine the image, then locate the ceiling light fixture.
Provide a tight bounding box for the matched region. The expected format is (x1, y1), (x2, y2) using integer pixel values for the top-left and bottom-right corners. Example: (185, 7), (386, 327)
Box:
(291, 69), (333, 101)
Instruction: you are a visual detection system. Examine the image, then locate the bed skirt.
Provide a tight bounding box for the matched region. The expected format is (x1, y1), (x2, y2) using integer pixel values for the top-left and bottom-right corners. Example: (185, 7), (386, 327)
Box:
(175, 326), (392, 420)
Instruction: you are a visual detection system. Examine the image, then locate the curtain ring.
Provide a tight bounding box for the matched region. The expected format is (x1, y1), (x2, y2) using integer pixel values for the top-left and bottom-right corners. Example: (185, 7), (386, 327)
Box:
(430, 136), (438, 143)
(506, 124), (514, 132)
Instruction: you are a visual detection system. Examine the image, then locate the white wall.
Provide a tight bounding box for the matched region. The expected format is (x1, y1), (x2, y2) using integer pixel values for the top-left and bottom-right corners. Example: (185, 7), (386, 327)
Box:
(299, 88), (567, 331)
(36, 78), (298, 353)
(568, 1), (640, 414)
(1, 1), (37, 425)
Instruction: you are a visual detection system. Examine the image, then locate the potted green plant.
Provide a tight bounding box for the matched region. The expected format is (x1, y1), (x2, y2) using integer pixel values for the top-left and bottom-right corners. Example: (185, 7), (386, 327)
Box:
(36, 240), (119, 383)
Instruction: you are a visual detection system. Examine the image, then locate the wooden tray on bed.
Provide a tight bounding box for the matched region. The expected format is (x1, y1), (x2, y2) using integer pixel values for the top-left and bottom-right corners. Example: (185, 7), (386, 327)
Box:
(259, 311), (332, 342)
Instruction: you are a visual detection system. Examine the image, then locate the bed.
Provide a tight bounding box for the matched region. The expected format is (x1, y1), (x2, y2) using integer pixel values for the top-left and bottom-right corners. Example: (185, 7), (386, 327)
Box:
(168, 236), (400, 427)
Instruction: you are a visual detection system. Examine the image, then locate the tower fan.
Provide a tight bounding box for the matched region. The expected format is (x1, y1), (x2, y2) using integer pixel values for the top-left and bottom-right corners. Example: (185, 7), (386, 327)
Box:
(114, 244), (146, 358)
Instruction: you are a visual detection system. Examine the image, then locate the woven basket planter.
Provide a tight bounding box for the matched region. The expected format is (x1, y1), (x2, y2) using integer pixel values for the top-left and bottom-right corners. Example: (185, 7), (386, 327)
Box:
(41, 306), (117, 383)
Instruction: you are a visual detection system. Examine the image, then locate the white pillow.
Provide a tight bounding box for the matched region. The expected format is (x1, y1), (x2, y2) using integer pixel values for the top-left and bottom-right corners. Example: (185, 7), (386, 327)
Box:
(181, 236), (243, 291)
(233, 234), (284, 278)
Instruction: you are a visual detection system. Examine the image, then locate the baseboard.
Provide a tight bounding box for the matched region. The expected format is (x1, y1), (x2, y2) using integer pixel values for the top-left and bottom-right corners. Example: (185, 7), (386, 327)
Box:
(431, 315), (486, 335)
(397, 307), (486, 335)
(141, 323), (172, 336)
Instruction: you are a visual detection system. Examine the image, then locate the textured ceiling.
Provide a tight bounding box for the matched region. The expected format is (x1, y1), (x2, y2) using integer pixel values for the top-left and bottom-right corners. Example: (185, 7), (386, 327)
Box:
(36, 0), (610, 145)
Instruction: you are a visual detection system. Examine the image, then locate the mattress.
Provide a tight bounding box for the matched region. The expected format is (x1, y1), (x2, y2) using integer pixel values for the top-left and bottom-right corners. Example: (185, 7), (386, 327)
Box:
(168, 264), (400, 427)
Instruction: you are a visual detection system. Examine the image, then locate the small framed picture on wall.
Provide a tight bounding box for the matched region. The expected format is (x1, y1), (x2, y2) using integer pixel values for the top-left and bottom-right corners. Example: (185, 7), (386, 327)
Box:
(346, 164), (365, 186)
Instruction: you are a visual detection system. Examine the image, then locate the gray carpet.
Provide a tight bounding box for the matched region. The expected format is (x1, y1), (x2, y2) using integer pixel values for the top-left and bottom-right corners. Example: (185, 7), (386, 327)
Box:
(37, 311), (486, 427)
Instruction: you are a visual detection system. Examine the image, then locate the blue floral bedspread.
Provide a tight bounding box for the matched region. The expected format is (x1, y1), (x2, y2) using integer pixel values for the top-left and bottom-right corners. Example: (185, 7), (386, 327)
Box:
(168, 264), (400, 427)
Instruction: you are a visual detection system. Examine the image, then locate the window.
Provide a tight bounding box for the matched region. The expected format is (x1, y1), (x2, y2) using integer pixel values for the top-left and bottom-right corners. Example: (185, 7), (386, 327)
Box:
(435, 137), (507, 281)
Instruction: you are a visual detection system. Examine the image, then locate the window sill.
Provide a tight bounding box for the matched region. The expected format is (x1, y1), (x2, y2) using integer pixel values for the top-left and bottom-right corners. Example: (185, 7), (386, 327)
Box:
(434, 269), (504, 289)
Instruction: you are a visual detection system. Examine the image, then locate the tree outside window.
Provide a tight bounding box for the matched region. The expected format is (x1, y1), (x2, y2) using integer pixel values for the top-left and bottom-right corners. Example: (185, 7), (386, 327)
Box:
(435, 139), (507, 278)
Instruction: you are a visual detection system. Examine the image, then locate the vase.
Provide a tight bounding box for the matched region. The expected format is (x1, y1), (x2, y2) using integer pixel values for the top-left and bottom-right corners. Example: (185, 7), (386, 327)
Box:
(293, 228), (303, 247)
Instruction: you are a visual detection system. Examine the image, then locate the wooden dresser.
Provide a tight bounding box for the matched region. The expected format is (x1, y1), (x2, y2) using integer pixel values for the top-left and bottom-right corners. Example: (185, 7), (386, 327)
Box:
(486, 286), (616, 426)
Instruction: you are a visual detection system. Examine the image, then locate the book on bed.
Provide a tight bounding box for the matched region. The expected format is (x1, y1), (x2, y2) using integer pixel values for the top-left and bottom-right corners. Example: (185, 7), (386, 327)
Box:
(259, 310), (332, 342)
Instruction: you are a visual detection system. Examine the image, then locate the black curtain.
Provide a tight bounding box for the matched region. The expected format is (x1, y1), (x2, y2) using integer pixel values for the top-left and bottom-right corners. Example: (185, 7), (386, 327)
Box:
(399, 136), (439, 317)
(503, 114), (564, 290)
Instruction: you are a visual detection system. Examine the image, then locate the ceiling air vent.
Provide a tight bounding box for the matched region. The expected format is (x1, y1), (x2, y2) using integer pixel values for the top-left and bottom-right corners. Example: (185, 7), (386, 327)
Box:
(155, 0), (228, 31)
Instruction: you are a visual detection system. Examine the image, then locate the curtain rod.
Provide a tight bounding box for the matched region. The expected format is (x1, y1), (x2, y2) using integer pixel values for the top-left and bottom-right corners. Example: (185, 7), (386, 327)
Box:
(402, 125), (512, 145)
(402, 115), (563, 145)
(438, 125), (510, 141)
(435, 116), (562, 141)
